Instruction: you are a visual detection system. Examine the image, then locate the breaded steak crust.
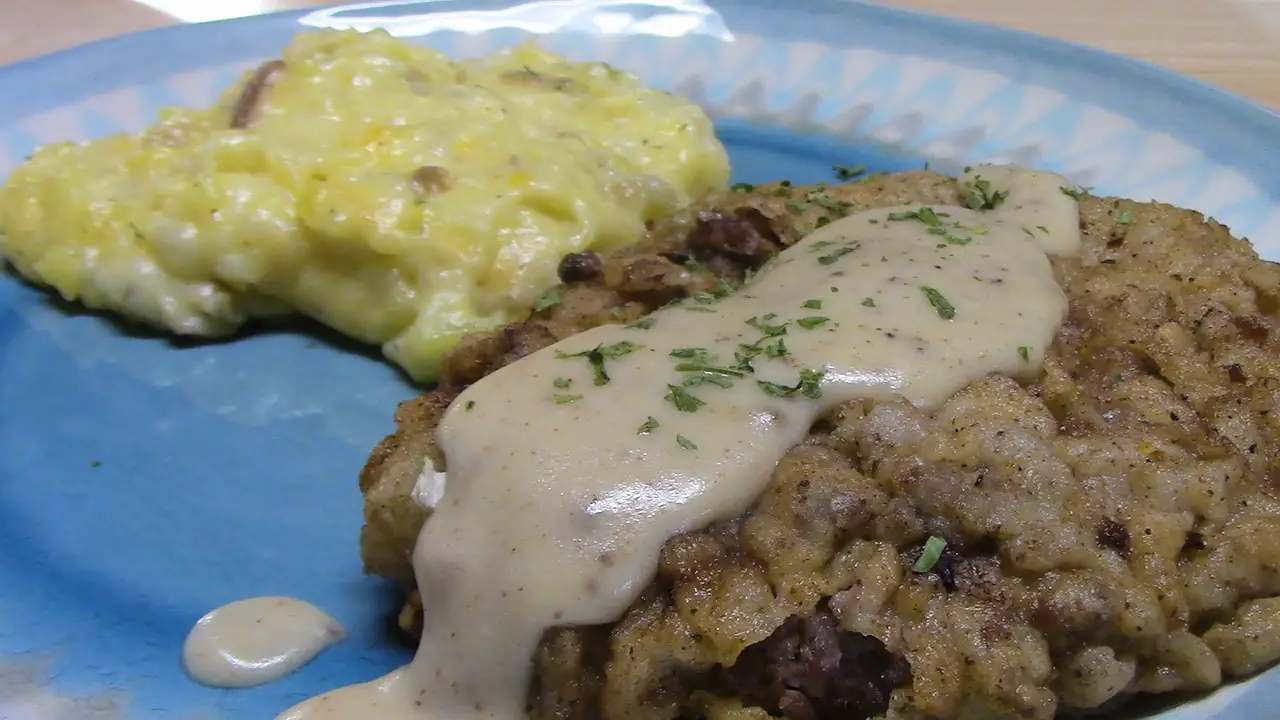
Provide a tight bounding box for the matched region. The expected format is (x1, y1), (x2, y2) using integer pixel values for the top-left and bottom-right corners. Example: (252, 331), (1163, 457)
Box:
(359, 171), (1280, 720)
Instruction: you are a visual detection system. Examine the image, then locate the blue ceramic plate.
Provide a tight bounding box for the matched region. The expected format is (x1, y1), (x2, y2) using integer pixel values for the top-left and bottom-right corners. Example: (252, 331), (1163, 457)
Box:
(1, 1), (1277, 718)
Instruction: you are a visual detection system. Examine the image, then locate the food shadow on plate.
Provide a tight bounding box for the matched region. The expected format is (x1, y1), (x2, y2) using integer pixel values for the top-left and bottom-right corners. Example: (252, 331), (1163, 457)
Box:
(2, 267), (420, 449)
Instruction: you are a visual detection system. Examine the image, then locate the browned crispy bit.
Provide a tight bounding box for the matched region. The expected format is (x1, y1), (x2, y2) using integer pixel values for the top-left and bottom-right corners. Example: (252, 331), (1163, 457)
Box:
(230, 60), (285, 129)
(558, 252), (604, 283)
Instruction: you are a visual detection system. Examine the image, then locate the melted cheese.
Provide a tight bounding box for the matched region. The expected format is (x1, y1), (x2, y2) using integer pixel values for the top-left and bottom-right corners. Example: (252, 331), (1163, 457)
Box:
(275, 166), (1081, 719)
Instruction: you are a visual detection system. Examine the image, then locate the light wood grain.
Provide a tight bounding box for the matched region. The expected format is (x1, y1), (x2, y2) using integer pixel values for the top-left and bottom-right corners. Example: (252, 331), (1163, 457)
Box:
(1, 0), (1277, 109)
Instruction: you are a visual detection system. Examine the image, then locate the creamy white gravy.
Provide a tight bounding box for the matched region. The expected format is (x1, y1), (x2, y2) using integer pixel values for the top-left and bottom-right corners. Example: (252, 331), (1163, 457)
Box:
(183, 596), (346, 689)
(276, 165), (1082, 720)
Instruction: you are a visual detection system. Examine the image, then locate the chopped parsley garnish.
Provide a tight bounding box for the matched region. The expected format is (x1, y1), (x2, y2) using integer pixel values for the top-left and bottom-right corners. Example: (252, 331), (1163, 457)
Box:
(757, 368), (825, 400)
(1018, 346), (1030, 363)
(464, 400), (476, 411)
(762, 337), (789, 358)
(913, 536), (947, 572)
(817, 246), (856, 265)
(921, 286), (956, 319)
(797, 316), (830, 329)
(666, 385), (705, 413)
(671, 347), (714, 362)
(1036, 225), (1049, 233)
(675, 362), (748, 378)
(808, 240), (835, 252)
(888, 207), (946, 227)
(815, 216), (831, 228)
(834, 164), (867, 180)
(1022, 226), (1037, 239)
(1060, 185), (1086, 200)
(746, 316), (789, 337)
(676, 434), (698, 450)
(683, 373), (734, 388)
(962, 176), (1009, 210)
(611, 307), (627, 320)
(557, 341), (643, 385)
(683, 306), (716, 313)
(808, 192), (850, 212)
(628, 317), (656, 330)
(598, 341), (643, 359)
(730, 182), (755, 192)
(553, 377), (572, 389)
(928, 227), (971, 245)
(1117, 208), (1134, 225)
(637, 416), (659, 435)
(802, 299), (823, 310)
(787, 201), (809, 213)
(553, 394), (584, 405)
(533, 289), (562, 312)
(861, 297), (876, 307)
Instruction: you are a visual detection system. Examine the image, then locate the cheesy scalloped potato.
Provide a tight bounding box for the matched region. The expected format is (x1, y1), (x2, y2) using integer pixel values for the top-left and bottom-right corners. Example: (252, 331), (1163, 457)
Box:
(0, 29), (729, 380)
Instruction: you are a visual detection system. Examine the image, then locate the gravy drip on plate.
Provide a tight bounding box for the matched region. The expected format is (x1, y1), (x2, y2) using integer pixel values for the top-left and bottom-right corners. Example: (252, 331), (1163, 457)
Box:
(183, 596), (346, 688)
(276, 166), (1082, 719)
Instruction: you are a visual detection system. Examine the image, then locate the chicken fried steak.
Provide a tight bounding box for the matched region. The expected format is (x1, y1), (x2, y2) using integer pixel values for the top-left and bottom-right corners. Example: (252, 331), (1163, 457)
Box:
(359, 170), (1280, 720)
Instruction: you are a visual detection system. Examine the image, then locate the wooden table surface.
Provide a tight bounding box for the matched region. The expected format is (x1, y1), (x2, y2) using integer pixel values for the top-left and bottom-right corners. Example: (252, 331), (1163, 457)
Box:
(3, 0), (1279, 110)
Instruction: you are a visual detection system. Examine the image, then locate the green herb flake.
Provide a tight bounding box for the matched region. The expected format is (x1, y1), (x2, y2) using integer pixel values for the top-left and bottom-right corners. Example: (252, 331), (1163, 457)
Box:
(637, 416), (659, 435)
(861, 298), (876, 307)
(683, 306), (717, 313)
(1018, 346), (1030, 363)
(757, 380), (796, 398)
(797, 316), (830, 329)
(762, 337), (789, 358)
(797, 369), (824, 399)
(817, 246), (856, 265)
(675, 362), (747, 378)
(666, 385), (706, 413)
(91, 460), (102, 468)
(802, 299), (823, 310)
(628, 317), (656, 330)
(670, 347), (713, 362)
(533, 289), (563, 312)
(746, 316), (789, 337)
(676, 434), (698, 450)
(888, 207), (945, 228)
(808, 192), (850, 212)
(1117, 208), (1134, 225)
(553, 377), (572, 389)
(1022, 226), (1037, 239)
(786, 201), (809, 213)
(684, 373), (734, 388)
(758, 369), (825, 400)
(921, 286), (956, 319)
(834, 164), (867, 180)
(1060, 185), (1086, 200)
(1036, 225), (1050, 234)
(730, 182), (755, 193)
(464, 400), (476, 411)
(553, 394), (584, 405)
(598, 341), (643, 359)
(557, 341), (642, 386)
(962, 176), (1009, 211)
(611, 307), (627, 320)
(912, 536), (948, 573)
